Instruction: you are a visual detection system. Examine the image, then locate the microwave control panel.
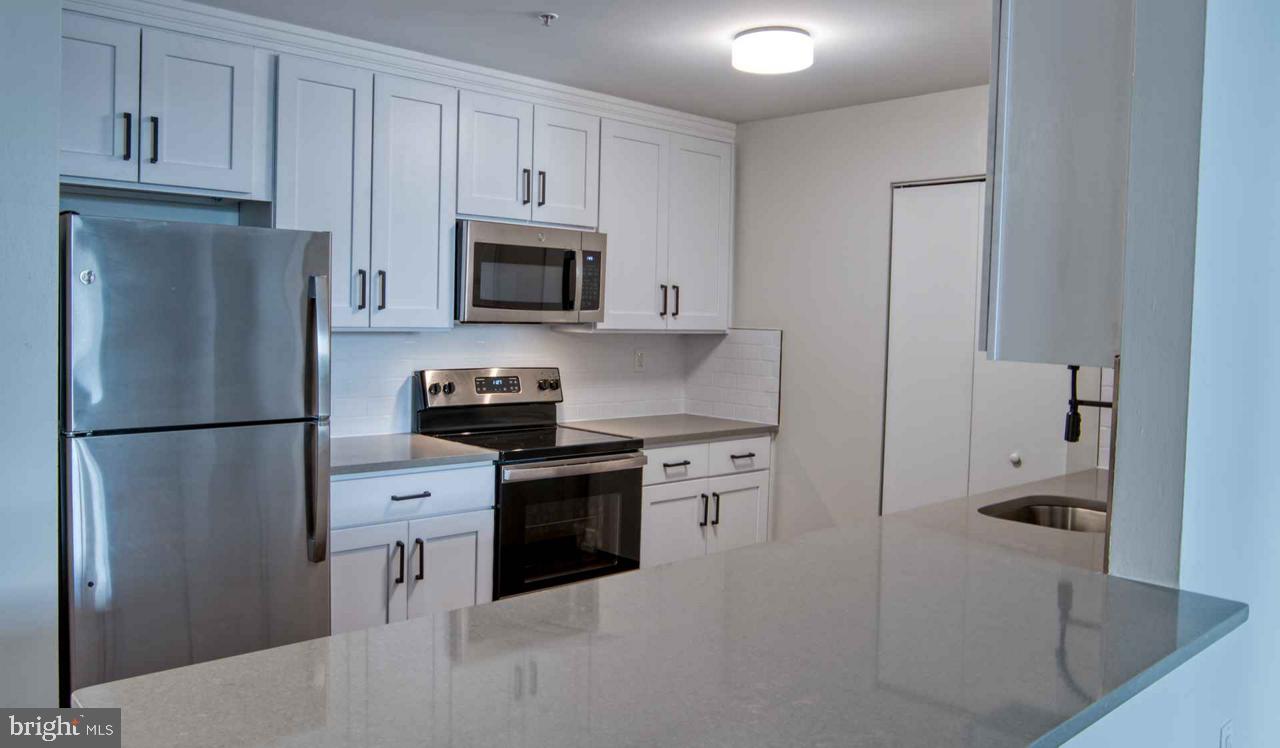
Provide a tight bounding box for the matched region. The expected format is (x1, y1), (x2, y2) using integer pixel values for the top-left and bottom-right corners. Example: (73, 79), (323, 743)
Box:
(581, 251), (602, 311)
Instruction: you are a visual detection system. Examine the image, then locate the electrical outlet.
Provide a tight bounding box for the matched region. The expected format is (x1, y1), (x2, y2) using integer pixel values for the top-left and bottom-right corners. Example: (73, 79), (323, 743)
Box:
(633, 349), (646, 372)
(1220, 720), (1234, 748)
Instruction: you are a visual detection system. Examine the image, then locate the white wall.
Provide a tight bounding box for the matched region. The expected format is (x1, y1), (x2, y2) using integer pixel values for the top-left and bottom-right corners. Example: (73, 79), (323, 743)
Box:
(1066, 0), (1278, 743)
(734, 87), (989, 538)
(0, 0), (61, 706)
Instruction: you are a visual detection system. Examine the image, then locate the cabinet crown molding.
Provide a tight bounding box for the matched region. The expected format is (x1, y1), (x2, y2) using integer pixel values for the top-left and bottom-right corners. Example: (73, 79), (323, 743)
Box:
(64, 0), (737, 143)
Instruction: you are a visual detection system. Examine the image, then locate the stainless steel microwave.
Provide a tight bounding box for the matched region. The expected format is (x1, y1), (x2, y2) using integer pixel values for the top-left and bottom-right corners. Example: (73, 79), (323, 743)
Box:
(456, 220), (606, 324)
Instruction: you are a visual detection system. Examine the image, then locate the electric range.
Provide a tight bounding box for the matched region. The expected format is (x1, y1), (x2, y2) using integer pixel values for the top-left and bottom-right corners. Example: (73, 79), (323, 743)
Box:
(414, 367), (645, 598)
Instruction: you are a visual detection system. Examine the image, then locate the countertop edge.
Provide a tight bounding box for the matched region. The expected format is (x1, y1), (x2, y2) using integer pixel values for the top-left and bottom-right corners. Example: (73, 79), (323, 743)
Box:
(1031, 601), (1250, 747)
(638, 423), (779, 448)
(330, 453), (497, 476)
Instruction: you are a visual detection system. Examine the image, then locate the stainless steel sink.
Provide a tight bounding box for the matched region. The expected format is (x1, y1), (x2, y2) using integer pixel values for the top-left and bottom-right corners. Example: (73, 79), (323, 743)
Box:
(978, 495), (1108, 533)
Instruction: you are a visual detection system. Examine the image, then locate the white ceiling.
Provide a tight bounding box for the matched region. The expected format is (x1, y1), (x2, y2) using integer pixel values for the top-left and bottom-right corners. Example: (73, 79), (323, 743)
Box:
(189, 0), (992, 123)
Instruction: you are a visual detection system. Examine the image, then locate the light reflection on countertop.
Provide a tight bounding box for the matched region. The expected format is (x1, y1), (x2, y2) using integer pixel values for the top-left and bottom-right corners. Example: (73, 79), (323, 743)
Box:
(74, 477), (1244, 748)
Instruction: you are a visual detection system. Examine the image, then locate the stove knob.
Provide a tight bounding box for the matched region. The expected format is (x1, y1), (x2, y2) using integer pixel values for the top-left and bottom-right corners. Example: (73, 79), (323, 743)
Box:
(537, 379), (550, 391)
(442, 381), (456, 395)
(428, 382), (442, 396)
(548, 379), (560, 391)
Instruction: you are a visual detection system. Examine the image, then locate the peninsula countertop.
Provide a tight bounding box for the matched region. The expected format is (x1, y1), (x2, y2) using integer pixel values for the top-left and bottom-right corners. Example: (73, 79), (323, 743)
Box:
(74, 496), (1244, 747)
(570, 413), (778, 446)
(330, 433), (497, 475)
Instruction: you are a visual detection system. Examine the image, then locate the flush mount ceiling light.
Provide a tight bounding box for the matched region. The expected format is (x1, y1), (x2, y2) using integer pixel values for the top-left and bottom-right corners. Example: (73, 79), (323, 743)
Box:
(731, 26), (814, 74)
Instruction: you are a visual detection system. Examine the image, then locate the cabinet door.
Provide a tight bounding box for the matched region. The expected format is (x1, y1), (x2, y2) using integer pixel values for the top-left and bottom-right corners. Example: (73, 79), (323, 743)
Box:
(60, 12), (140, 182)
(597, 120), (670, 330)
(330, 522), (409, 635)
(457, 91), (533, 221)
(641, 479), (708, 568)
(275, 56), (373, 329)
(706, 471), (769, 555)
(532, 106), (599, 227)
(370, 74), (457, 329)
(406, 510), (494, 619)
(666, 134), (732, 331)
(139, 28), (254, 192)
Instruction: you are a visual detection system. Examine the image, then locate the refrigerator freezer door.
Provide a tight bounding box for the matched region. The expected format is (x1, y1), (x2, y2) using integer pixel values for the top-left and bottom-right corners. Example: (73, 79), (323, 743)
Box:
(65, 421), (330, 692)
(63, 214), (331, 432)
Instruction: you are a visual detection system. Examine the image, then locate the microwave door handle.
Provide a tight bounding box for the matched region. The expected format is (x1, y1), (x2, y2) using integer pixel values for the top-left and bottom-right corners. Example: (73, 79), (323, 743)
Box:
(562, 251), (577, 312)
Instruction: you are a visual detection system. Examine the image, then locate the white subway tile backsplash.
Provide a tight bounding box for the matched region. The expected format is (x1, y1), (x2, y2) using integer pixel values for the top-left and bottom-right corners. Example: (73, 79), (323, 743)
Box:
(329, 326), (783, 436)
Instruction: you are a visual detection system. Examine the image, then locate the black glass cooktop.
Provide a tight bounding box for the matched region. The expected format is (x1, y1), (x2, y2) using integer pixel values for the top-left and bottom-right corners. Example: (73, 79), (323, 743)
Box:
(437, 426), (641, 462)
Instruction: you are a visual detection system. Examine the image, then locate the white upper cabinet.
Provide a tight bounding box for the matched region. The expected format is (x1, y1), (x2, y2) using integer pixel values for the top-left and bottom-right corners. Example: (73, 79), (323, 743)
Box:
(598, 120), (669, 331)
(457, 91), (534, 221)
(532, 106), (599, 227)
(370, 74), (457, 329)
(599, 123), (732, 332)
(458, 91), (600, 228)
(275, 56), (373, 329)
(60, 12), (140, 182)
(139, 29), (254, 192)
(666, 134), (732, 331)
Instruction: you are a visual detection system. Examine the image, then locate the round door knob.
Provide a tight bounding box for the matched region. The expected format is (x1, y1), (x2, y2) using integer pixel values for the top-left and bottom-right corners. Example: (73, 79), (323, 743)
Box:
(427, 382), (442, 396)
(1009, 452), (1023, 468)
(537, 379), (550, 391)
(442, 381), (456, 395)
(548, 379), (560, 391)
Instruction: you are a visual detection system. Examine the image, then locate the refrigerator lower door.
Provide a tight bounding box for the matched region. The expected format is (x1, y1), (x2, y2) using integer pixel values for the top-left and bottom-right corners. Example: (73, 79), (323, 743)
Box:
(63, 214), (331, 432)
(64, 421), (330, 693)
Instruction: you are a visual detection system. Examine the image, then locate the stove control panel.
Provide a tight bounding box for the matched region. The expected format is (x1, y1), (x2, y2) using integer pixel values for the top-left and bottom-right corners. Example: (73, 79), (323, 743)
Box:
(416, 367), (563, 408)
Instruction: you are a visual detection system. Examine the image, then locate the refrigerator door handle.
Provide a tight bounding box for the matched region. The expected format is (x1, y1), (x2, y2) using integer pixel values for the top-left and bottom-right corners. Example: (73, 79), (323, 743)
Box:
(305, 420), (331, 563)
(308, 274), (331, 418)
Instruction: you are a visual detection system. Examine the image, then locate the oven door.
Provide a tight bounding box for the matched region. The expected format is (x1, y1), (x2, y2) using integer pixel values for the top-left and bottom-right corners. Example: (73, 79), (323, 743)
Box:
(458, 221), (582, 323)
(496, 452), (645, 598)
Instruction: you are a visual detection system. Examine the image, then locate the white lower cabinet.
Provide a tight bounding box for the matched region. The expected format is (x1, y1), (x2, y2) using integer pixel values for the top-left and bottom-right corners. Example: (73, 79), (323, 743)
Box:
(329, 465), (495, 635)
(640, 436), (772, 568)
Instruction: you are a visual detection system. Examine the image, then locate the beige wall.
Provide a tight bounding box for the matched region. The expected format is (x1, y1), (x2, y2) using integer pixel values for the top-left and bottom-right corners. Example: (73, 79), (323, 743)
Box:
(733, 86), (990, 539)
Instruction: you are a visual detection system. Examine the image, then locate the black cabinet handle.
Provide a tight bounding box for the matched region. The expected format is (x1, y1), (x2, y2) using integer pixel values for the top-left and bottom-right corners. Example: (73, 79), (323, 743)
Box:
(356, 269), (367, 310)
(391, 490), (431, 501)
(149, 116), (159, 164)
(672, 284), (680, 317)
(659, 284), (668, 317)
(122, 113), (132, 161)
(663, 460), (691, 469)
(414, 538), (425, 581)
(730, 452), (757, 461)
(393, 540), (405, 584)
(522, 168), (532, 205)
(711, 492), (721, 526)
(537, 170), (547, 206)
(377, 270), (387, 310)
(699, 493), (709, 527)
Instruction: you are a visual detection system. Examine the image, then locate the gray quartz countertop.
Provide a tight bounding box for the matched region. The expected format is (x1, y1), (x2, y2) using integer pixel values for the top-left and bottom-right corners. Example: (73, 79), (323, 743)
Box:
(570, 413), (778, 446)
(74, 489), (1245, 748)
(330, 433), (496, 475)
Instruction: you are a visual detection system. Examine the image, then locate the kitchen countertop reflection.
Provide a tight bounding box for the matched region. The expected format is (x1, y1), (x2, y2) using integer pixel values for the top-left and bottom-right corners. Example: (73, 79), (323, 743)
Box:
(74, 491), (1244, 747)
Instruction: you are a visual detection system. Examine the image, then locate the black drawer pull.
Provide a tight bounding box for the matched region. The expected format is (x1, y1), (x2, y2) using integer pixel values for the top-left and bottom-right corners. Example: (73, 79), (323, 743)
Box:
(393, 540), (405, 584)
(414, 538), (425, 581)
(699, 493), (709, 527)
(730, 452), (757, 461)
(391, 490), (431, 501)
(663, 460), (692, 469)
(122, 112), (132, 161)
(711, 492), (721, 526)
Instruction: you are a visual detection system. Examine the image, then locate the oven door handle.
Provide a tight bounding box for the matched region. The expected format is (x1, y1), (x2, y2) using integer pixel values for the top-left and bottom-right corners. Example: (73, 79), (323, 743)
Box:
(501, 453), (648, 483)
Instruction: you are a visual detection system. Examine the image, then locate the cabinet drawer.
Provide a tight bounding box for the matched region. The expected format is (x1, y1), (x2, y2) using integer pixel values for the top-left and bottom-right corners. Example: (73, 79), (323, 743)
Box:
(708, 436), (772, 476)
(643, 443), (710, 485)
(332, 464), (495, 529)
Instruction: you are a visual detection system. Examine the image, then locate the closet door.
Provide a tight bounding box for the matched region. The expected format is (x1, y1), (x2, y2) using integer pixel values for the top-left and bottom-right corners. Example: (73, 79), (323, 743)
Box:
(59, 12), (140, 182)
(531, 106), (599, 227)
(597, 120), (670, 330)
(275, 56), (373, 329)
(457, 91), (533, 221)
(370, 74), (457, 329)
(881, 181), (984, 514)
(139, 28), (254, 192)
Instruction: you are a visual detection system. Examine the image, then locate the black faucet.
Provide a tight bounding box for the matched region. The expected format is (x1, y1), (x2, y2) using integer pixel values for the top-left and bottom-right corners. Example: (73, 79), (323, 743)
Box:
(1064, 365), (1113, 442)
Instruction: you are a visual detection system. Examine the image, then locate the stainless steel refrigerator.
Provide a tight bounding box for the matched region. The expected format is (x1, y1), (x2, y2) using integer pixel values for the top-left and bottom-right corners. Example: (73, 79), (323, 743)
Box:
(60, 214), (332, 698)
